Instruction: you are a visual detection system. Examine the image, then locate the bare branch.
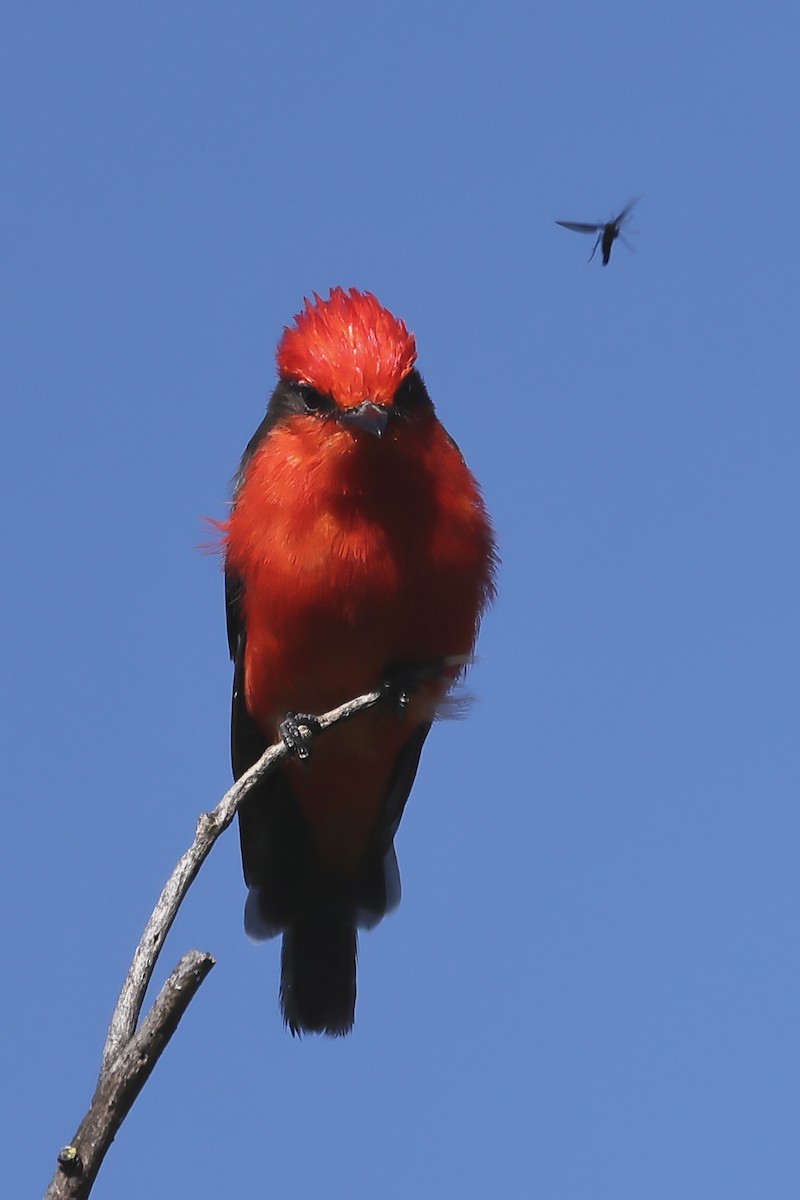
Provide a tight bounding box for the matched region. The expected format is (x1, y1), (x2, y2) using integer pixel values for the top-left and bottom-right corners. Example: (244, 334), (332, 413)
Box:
(100, 685), (383, 1071)
(45, 952), (214, 1200)
(99, 739), (285, 1073)
(44, 686), (385, 1199)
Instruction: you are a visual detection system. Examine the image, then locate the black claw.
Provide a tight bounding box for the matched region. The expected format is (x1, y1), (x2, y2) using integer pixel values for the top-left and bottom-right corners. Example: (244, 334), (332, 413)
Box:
(280, 712), (322, 762)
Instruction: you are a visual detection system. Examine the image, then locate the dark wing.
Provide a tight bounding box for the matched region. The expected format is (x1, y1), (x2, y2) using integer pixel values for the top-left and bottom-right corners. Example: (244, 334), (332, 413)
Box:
(226, 410), (276, 775)
(354, 720), (431, 928)
(227, 561), (295, 934)
(226, 570), (269, 779)
(556, 220), (603, 234)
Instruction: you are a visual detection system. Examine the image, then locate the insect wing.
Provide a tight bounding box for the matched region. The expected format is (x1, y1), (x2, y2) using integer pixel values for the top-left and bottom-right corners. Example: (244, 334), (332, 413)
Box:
(555, 220), (603, 234)
(611, 198), (639, 230)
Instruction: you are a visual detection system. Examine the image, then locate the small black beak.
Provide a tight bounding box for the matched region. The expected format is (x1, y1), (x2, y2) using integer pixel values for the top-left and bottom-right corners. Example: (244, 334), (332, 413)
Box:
(339, 401), (390, 438)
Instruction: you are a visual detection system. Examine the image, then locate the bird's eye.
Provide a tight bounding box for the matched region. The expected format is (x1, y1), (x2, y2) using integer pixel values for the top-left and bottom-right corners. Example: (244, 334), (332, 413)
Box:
(394, 377), (412, 405)
(295, 385), (330, 415)
(393, 370), (429, 415)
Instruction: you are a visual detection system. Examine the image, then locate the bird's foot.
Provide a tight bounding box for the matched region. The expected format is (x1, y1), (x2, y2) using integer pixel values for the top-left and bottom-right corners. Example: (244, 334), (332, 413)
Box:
(381, 661), (444, 717)
(280, 712), (322, 763)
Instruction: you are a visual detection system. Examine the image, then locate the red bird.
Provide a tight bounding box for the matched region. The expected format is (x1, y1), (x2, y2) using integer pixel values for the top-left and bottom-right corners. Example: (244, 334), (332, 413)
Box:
(221, 288), (496, 1035)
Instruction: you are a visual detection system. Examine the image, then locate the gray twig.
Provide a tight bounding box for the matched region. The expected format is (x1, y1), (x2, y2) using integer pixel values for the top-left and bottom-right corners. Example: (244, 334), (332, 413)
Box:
(43, 686), (384, 1200)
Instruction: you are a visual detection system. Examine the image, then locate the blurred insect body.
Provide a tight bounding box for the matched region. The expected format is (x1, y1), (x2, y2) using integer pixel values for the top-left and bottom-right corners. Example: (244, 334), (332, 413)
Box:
(556, 200), (637, 265)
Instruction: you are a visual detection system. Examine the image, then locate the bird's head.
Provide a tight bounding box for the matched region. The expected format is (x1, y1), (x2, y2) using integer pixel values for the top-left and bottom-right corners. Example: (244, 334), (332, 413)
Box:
(276, 288), (419, 437)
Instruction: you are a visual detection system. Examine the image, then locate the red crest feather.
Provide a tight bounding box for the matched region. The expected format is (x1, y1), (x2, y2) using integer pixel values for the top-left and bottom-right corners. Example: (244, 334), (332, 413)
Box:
(276, 288), (417, 408)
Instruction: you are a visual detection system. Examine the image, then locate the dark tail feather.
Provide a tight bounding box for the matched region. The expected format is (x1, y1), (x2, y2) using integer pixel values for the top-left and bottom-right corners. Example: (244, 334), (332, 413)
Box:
(280, 912), (357, 1036)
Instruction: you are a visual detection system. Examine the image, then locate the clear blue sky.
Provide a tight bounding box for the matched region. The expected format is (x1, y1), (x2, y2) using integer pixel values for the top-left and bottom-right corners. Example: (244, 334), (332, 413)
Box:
(5, 2), (799, 1197)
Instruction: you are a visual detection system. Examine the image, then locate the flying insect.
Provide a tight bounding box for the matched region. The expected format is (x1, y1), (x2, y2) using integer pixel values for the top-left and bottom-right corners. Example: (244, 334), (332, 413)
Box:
(556, 200), (637, 265)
